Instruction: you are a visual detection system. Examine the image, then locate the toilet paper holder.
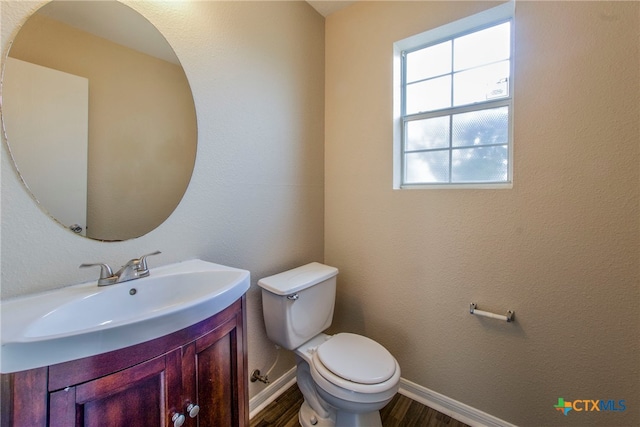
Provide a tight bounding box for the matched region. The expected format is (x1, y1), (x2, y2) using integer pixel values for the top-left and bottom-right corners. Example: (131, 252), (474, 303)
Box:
(470, 303), (515, 322)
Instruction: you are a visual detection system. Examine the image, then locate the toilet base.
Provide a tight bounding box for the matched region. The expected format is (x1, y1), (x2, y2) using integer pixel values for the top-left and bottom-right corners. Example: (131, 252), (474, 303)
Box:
(336, 410), (382, 427)
(298, 399), (383, 427)
(298, 400), (335, 427)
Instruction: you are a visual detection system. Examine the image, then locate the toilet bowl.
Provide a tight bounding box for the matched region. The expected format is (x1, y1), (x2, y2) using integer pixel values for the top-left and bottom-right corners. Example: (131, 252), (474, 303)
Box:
(295, 333), (400, 427)
(258, 263), (401, 427)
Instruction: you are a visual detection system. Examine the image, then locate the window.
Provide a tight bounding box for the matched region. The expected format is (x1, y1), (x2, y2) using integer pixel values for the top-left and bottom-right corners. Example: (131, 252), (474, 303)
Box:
(394, 2), (514, 188)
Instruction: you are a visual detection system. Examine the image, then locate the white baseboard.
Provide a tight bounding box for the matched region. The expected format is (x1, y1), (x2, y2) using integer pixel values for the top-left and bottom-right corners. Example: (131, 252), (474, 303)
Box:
(398, 378), (516, 427)
(249, 371), (515, 427)
(249, 366), (297, 419)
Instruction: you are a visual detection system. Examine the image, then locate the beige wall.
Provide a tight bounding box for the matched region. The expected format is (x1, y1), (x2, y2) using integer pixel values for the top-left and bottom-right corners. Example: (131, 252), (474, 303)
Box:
(325, 1), (639, 426)
(9, 13), (197, 240)
(3, 0), (639, 424)
(1, 0), (324, 399)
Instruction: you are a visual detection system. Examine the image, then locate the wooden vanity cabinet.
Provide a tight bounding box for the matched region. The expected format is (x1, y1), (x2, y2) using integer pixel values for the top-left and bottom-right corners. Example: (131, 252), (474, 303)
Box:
(1, 296), (248, 427)
(48, 350), (182, 427)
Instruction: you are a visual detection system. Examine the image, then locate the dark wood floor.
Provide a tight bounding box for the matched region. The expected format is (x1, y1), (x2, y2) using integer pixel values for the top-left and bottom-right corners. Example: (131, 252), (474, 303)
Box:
(250, 384), (470, 427)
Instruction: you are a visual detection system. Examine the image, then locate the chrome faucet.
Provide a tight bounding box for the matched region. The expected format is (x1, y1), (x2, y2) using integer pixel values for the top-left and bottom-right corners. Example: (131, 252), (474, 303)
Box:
(80, 251), (161, 286)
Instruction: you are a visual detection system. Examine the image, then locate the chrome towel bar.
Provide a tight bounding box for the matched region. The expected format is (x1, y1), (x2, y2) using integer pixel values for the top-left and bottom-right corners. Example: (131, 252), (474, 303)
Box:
(470, 303), (514, 322)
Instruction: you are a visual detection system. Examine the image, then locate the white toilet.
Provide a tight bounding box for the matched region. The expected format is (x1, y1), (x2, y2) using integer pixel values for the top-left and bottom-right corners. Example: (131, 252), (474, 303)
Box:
(258, 262), (401, 427)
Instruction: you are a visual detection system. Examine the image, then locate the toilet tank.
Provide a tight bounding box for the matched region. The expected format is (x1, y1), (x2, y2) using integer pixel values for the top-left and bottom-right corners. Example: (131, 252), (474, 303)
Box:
(258, 262), (338, 350)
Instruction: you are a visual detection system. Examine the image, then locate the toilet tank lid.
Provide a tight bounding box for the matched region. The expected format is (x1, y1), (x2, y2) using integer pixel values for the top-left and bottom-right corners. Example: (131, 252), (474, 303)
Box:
(257, 262), (338, 296)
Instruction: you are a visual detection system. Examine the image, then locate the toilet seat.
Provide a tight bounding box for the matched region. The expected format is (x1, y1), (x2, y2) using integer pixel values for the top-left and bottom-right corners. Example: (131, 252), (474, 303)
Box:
(311, 333), (400, 394)
(317, 333), (396, 384)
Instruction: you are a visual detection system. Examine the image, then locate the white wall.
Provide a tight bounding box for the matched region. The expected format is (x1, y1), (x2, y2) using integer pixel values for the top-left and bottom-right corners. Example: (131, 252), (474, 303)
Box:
(325, 1), (639, 426)
(1, 0), (325, 399)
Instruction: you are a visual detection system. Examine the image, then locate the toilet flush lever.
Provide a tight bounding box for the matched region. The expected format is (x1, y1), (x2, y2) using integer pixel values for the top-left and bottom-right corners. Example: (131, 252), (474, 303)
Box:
(287, 293), (299, 301)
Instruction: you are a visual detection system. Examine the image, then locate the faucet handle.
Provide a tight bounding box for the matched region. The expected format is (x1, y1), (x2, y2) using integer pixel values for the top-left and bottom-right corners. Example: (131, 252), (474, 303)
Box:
(80, 263), (117, 286)
(138, 250), (161, 276)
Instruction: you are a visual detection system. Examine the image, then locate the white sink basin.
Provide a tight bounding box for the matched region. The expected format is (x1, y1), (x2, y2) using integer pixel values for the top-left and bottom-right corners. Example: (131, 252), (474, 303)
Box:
(1, 259), (250, 373)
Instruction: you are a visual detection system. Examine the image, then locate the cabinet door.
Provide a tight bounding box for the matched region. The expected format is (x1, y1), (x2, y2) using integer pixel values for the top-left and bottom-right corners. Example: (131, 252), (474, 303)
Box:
(49, 349), (182, 427)
(182, 310), (248, 427)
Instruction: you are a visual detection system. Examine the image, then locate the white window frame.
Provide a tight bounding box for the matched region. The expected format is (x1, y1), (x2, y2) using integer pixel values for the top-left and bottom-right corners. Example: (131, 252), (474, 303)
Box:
(393, 1), (515, 189)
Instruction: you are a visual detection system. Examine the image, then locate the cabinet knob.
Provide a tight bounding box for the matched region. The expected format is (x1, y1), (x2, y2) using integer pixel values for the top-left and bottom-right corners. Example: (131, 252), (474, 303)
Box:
(171, 412), (186, 427)
(186, 403), (200, 418)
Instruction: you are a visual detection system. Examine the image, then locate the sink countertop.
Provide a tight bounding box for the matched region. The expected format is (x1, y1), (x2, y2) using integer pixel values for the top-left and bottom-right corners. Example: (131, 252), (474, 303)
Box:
(1, 259), (250, 373)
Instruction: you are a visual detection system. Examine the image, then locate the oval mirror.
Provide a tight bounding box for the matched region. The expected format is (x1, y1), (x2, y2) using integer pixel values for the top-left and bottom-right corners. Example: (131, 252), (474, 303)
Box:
(1, 1), (197, 241)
